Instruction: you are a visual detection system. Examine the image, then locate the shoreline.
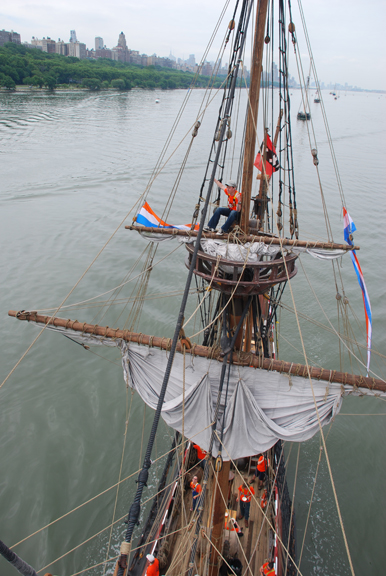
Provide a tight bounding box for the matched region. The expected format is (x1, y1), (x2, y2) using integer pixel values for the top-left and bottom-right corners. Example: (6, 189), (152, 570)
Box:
(2, 86), (385, 94)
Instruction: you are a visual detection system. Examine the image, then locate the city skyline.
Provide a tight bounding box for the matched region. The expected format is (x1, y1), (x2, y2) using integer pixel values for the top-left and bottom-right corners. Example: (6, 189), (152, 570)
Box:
(0, 27), (377, 93)
(2, 0), (385, 90)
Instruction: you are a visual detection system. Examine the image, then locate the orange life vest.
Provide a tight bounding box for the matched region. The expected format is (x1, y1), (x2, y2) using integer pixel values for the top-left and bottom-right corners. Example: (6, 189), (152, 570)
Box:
(146, 558), (160, 576)
(257, 456), (270, 472)
(261, 489), (268, 509)
(225, 187), (241, 211)
(261, 561), (275, 576)
(190, 481), (201, 494)
(238, 485), (254, 503)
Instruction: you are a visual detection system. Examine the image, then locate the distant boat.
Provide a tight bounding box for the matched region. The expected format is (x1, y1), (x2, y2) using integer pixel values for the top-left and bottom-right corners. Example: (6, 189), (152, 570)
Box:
(297, 70), (311, 120)
(297, 110), (311, 120)
(314, 91), (320, 103)
(155, 99), (160, 103)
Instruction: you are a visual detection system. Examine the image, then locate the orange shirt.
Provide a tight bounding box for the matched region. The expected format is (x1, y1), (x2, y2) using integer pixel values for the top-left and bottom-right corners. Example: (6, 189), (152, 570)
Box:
(193, 444), (207, 460)
(257, 456), (270, 472)
(146, 558), (160, 576)
(238, 485), (255, 503)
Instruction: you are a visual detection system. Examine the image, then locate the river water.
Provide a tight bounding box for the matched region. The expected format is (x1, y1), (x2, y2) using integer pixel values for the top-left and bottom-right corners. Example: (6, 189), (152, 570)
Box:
(0, 88), (385, 576)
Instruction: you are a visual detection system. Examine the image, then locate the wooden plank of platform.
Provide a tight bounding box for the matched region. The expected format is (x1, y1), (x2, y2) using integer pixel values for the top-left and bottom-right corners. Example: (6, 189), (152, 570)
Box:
(246, 519), (254, 559)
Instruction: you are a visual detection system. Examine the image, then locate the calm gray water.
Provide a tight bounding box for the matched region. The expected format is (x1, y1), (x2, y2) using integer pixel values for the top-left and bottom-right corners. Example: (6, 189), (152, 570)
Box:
(1, 88), (385, 576)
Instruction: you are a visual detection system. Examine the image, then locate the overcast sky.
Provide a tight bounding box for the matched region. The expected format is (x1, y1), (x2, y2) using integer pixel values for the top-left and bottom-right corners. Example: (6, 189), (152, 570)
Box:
(2, 0), (385, 90)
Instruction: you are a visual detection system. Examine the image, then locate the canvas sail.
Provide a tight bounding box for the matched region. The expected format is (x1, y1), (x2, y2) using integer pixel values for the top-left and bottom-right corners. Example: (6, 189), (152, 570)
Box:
(37, 318), (383, 459)
(120, 342), (383, 459)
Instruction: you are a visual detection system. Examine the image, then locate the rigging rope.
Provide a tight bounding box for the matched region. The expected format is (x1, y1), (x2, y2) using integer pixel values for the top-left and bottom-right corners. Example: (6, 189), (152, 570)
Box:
(185, 242), (253, 338)
(215, 433), (302, 575)
(297, 440), (322, 569)
(275, 220), (356, 576)
(102, 388), (134, 576)
(287, 0), (355, 364)
(298, 257), (385, 382)
(284, 443), (300, 575)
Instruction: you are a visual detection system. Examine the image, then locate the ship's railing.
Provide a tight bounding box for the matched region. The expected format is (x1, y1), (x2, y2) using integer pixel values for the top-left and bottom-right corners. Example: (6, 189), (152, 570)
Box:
(274, 441), (297, 576)
(185, 243), (298, 295)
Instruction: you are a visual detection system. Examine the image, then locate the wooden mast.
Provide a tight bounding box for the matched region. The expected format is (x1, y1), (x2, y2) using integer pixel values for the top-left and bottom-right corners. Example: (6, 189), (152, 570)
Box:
(211, 3), (268, 574)
(240, 0), (269, 233)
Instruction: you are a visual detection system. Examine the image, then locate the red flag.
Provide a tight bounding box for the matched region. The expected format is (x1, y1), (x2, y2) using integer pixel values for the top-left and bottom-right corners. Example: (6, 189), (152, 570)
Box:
(254, 134), (279, 176)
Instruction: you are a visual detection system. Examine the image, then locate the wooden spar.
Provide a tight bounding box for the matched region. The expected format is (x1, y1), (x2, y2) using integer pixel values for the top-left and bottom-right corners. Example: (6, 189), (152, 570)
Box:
(124, 224), (359, 251)
(8, 310), (385, 392)
(240, 0), (269, 233)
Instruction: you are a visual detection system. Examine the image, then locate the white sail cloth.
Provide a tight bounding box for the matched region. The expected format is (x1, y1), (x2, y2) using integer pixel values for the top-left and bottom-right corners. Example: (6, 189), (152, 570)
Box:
(120, 342), (376, 460)
(140, 230), (349, 260)
(30, 324), (381, 459)
(199, 239), (347, 262)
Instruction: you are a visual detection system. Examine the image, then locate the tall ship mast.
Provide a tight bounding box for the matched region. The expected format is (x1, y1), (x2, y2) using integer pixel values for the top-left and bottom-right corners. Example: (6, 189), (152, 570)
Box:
(2, 2), (385, 576)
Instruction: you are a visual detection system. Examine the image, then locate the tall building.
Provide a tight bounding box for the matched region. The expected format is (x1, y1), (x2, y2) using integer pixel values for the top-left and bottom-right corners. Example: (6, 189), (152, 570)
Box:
(95, 48), (118, 61)
(31, 37), (56, 53)
(0, 29), (21, 47)
(117, 32), (127, 50)
(68, 41), (86, 59)
(201, 62), (213, 77)
(69, 30), (77, 43)
(95, 37), (103, 51)
(186, 54), (195, 67)
(56, 39), (68, 56)
(113, 32), (129, 62)
(10, 31), (21, 44)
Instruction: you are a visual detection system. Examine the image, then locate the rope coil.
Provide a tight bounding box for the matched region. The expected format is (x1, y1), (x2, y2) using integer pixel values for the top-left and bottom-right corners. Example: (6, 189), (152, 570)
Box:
(120, 541), (131, 555)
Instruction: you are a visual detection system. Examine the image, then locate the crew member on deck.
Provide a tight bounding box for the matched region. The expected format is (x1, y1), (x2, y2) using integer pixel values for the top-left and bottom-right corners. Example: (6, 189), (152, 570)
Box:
(254, 453), (270, 490)
(146, 554), (160, 576)
(205, 179), (242, 234)
(260, 560), (276, 575)
(190, 475), (202, 511)
(237, 476), (255, 528)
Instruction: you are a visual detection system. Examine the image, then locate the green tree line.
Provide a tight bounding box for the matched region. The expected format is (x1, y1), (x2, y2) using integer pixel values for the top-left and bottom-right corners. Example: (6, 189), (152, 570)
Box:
(0, 43), (225, 91)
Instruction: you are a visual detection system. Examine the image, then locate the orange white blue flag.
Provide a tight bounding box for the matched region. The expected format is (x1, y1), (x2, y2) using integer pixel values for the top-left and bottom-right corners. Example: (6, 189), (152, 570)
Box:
(136, 202), (199, 231)
(343, 207), (372, 374)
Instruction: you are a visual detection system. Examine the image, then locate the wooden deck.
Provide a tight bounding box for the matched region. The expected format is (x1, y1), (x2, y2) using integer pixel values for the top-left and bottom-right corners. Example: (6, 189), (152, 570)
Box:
(165, 460), (272, 576)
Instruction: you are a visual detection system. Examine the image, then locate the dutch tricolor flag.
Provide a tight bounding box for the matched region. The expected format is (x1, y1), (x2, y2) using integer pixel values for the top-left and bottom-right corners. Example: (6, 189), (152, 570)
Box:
(136, 202), (199, 231)
(343, 207), (372, 375)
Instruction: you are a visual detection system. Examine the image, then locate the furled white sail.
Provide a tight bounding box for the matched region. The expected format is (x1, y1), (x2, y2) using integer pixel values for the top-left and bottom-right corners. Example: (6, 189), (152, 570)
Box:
(32, 325), (382, 459)
(120, 342), (379, 459)
(200, 239), (347, 262)
(135, 224), (349, 260)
